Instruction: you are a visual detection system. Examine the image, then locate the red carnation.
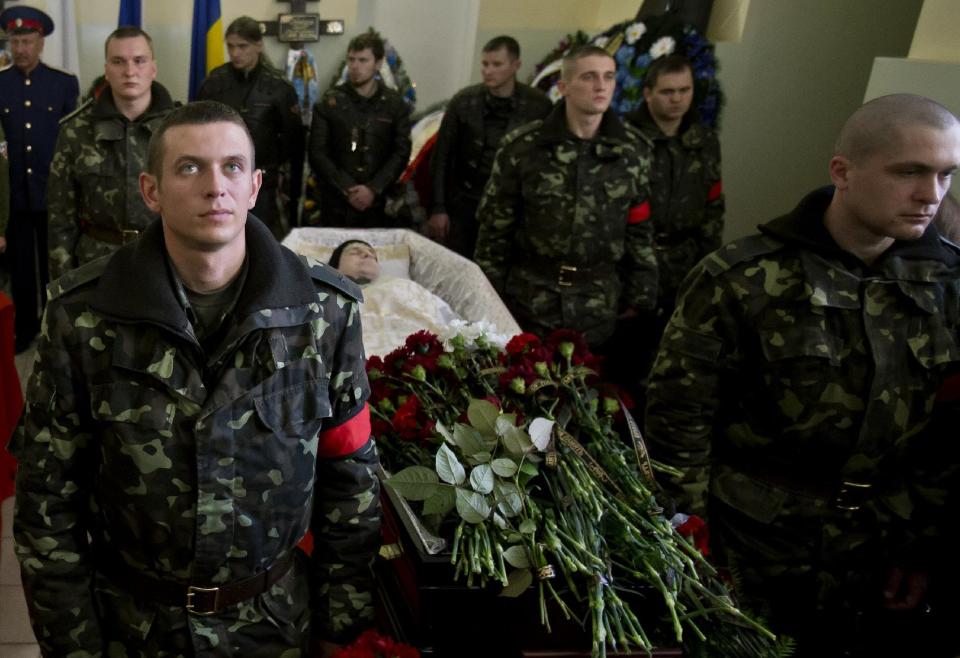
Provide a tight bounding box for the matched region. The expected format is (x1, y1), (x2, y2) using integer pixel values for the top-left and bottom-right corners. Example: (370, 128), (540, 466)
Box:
(505, 332), (541, 356)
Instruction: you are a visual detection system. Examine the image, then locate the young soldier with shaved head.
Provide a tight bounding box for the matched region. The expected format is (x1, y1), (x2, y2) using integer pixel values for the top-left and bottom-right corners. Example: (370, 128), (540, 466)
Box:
(13, 101), (380, 657)
(645, 94), (960, 656)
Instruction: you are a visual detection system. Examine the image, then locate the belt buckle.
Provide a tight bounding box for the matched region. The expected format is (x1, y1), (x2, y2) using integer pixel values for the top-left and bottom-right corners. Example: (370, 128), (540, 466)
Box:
(834, 480), (871, 511)
(121, 229), (140, 244)
(186, 585), (220, 615)
(558, 264), (577, 287)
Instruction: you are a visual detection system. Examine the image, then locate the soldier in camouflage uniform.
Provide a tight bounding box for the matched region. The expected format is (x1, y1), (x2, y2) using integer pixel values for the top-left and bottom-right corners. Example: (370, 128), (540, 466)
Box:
(47, 26), (176, 279)
(645, 94), (960, 657)
(13, 102), (380, 657)
(475, 45), (656, 347)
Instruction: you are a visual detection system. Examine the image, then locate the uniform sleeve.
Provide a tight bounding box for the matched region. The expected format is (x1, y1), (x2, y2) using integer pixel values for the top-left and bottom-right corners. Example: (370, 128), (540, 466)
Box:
(310, 293), (381, 644)
(428, 98), (461, 215)
(367, 98), (412, 197)
(0, 123), (8, 236)
(699, 132), (725, 255)
(622, 147), (658, 310)
(11, 301), (104, 655)
(278, 81), (305, 207)
(644, 262), (736, 519)
(474, 140), (521, 290)
(47, 127), (79, 279)
(308, 98), (355, 194)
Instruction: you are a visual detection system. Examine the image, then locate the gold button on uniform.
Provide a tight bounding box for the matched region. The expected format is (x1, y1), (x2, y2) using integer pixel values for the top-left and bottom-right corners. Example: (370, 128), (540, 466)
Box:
(24, 100), (31, 107)
(27, 168), (32, 174)
(25, 122), (31, 129)
(26, 145), (32, 152)
(25, 79), (31, 86)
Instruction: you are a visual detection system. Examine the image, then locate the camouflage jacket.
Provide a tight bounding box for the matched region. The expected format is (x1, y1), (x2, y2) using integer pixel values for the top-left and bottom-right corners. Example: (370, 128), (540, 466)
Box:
(0, 121), (8, 235)
(475, 100), (656, 345)
(13, 217), (381, 656)
(197, 62), (305, 199)
(645, 187), (960, 563)
(47, 82), (176, 279)
(308, 82), (412, 198)
(626, 104), (724, 309)
(429, 82), (551, 213)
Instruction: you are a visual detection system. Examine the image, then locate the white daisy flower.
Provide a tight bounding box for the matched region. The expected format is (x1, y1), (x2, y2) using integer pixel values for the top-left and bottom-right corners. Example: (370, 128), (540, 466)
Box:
(649, 36), (676, 58)
(625, 22), (647, 45)
(592, 36), (610, 48)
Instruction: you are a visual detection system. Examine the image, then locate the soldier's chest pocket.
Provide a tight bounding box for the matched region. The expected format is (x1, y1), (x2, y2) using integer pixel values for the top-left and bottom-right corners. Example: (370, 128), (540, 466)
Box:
(905, 317), (960, 382)
(77, 157), (119, 180)
(243, 101), (273, 126)
(253, 377), (332, 443)
(89, 382), (174, 436)
(601, 176), (636, 204)
(758, 322), (845, 398)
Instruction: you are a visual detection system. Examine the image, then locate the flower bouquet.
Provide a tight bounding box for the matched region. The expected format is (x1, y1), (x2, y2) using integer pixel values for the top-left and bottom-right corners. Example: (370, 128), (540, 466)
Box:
(330, 629), (420, 658)
(369, 324), (794, 658)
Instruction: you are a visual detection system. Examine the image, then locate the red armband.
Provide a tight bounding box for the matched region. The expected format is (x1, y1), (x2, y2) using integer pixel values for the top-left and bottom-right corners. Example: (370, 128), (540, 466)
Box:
(707, 180), (723, 202)
(317, 403), (371, 458)
(628, 201), (651, 224)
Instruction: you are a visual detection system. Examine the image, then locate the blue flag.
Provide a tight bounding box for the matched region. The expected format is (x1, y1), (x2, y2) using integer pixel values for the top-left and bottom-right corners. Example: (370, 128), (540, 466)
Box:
(117, 0), (141, 27)
(188, 0), (225, 100)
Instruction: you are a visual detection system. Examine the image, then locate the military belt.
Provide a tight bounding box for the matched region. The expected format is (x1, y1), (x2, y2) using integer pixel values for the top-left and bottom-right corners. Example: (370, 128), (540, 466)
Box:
(723, 461), (873, 512)
(97, 552), (295, 615)
(524, 259), (616, 288)
(81, 223), (141, 245)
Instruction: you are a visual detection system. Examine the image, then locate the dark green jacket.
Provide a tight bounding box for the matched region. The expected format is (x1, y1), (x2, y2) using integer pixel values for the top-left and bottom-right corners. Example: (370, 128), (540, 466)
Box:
(626, 104), (724, 309)
(14, 216), (381, 656)
(47, 82), (176, 278)
(475, 100), (656, 345)
(646, 187), (960, 564)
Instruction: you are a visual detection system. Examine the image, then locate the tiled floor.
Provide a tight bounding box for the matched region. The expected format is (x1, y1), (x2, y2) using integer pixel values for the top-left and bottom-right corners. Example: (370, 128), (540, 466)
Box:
(2, 339), (40, 655)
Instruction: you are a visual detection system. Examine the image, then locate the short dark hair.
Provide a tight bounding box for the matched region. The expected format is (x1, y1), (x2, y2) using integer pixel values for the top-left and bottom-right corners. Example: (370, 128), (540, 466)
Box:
(146, 101), (255, 180)
(561, 45), (614, 81)
(483, 35), (520, 60)
(348, 32), (385, 61)
(329, 240), (374, 269)
(225, 16), (263, 43)
(105, 26), (154, 58)
(643, 55), (693, 90)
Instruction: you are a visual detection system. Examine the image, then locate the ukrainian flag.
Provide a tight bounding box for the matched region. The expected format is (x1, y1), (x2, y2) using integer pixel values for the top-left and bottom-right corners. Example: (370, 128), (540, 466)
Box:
(188, 0), (225, 100)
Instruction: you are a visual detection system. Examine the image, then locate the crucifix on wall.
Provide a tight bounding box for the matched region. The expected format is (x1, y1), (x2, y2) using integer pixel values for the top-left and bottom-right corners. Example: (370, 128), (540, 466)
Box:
(259, 0), (344, 50)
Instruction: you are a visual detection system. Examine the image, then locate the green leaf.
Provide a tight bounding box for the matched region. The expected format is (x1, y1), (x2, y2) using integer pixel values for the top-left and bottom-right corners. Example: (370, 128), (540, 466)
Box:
(519, 519), (537, 535)
(501, 424), (533, 456)
(422, 486), (456, 516)
(495, 414), (517, 438)
(499, 568), (533, 598)
(520, 462), (539, 477)
(435, 420), (454, 444)
(386, 466), (440, 501)
(503, 545), (531, 568)
(491, 457), (518, 477)
(452, 423), (484, 456)
(469, 451), (492, 464)
(469, 464), (494, 494)
(436, 443), (466, 485)
(496, 481), (523, 517)
(468, 399), (499, 437)
(493, 512), (508, 529)
(528, 417), (554, 452)
(455, 487), (492, 523)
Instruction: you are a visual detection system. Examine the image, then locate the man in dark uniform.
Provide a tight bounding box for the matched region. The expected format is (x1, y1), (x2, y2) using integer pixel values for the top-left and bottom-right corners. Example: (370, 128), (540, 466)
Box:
(0, 6), (79, 352)
(48, 26), (177, 279)
(309, 32), (411, 228)
(425, 36), (551, 258)
(198, 15), (304, 239)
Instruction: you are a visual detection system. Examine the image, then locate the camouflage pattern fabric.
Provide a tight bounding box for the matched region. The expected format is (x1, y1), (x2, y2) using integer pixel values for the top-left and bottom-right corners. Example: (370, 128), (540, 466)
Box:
(0, 121), (8, 236)
(645, 187), (960, 652)
(626, 104), (724, 312)
(307, 83), (411, 228)
(475, 100), (656, 346)
(12, 216), (381, 656)
(47, 83), (176, 279)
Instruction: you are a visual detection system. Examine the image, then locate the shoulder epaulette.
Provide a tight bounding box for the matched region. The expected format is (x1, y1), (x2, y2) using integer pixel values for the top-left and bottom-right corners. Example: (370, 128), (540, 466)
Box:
(59, 95), (94, 125)
(623, 121), (653, 148)
(702, 234), (785, 276)
(298, 255), (363, 302)
(47, 255), (110, 301)
(46, 64), (78, 79)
